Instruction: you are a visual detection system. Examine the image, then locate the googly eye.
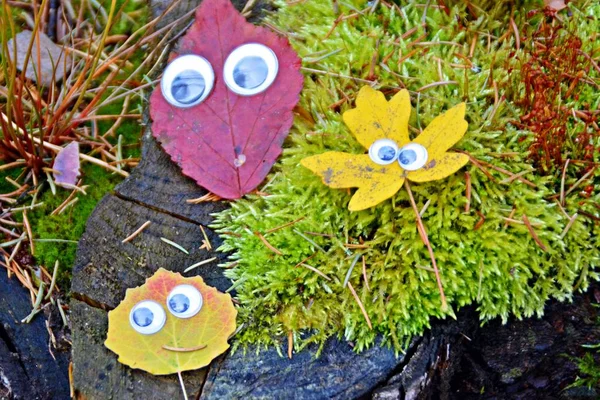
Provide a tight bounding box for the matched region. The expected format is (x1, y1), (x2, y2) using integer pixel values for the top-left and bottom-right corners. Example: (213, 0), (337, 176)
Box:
(166, 285), (203, 319)
(160, 54), (215, 108)
(397, 143), (428, 171)
(129, 300), (166, 335)
(368, 139), (399, 165)
(223, 43), (278, 96)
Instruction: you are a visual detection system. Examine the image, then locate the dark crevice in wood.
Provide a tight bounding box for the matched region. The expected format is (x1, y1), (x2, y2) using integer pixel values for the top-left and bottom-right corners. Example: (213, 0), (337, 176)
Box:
(385, 336), (424, 380)
(71, 290), (113, 312)
(113, 189), (218, 227)
(0, 323), (34, 394)
(0, 324), (18, 354)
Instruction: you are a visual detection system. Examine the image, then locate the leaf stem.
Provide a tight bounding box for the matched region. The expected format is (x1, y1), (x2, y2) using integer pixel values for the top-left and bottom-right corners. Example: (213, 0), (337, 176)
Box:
(177, 371), (188, 400)
(404, 180), (447, 311)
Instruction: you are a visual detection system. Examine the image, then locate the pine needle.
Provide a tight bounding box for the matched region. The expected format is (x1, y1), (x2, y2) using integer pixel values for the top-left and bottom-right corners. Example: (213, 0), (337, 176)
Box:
(299, 263), (331, 281)
(347, 282), (372, 329)
(362, 256), (370, 292)
(122, 221), (151, 243)
(199, 225), (212, 251)
(160, 237), (189, 254)
(254, 231), (282, 255)
(405, 180), (447, 311)
(343, 254), (361, 288)
(522, 214), (548, 252)
(184, 257), (217, 273)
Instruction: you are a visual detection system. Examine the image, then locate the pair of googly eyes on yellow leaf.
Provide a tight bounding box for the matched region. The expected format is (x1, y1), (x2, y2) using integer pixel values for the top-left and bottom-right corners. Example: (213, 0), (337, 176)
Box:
(128, 285), (203, 335)
(369, 139), (429, 171)
(161, 43), (278, 108)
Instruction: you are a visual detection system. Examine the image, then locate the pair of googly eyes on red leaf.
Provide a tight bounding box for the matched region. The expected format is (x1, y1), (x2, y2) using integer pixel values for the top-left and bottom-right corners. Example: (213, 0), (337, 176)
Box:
(368, 139), (429, 171)
(129, 285), (203, 335)
(161, 43), (278, 108)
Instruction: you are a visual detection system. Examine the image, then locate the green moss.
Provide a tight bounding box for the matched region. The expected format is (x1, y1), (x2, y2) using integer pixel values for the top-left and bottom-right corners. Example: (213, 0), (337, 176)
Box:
(569, 350), (600, 391)
(31, 164), (124, 287)
(214, 0), (600, 353)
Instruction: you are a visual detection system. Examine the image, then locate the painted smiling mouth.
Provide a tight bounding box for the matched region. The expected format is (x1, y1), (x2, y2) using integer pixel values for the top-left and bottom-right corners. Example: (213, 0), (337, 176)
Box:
(162, 344), (207, 352)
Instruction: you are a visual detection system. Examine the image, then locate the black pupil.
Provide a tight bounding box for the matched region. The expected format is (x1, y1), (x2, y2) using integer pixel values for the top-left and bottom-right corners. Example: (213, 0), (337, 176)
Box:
(233, 56), (268, 90)
(171, 70), (205, 104)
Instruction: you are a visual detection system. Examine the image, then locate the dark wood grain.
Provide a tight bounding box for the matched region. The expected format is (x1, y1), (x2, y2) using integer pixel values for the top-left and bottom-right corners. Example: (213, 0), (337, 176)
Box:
(0, 271), (70, 400)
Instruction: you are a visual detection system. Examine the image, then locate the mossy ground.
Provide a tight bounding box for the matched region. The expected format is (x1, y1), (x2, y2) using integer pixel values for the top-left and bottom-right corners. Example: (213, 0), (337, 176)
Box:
(214, 0), (600, 353)
(0, 0), (148, 289)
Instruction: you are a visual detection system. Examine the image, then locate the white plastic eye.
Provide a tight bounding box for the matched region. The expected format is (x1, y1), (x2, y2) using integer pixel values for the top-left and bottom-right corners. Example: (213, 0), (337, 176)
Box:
(129, 300), (166, 335)
(397, 143), (428, 171)
(166, 285), (203, 319)
(368, 139), (399, 165)
(160, 54), (215, 108)
(223, 43), (278, 96)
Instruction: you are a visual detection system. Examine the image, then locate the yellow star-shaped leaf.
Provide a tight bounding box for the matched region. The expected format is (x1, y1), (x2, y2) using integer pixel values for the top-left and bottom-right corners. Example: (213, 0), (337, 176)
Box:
(301, 86), (469, 211)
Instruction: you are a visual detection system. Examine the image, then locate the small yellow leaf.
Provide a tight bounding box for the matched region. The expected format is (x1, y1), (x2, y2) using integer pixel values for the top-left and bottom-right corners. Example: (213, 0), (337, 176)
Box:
(105, 268), (237, 375)
(301, 86), (470, 210)
(343, 86), (411, 149)
(407, 152), (469, 183)
(413, 103), (467, 160)
(301, 152), (405, 210)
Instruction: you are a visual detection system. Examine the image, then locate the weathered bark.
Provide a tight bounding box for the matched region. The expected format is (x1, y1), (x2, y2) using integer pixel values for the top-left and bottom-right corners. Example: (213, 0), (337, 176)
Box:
(0, 270), (70, 400)
(372, 288), (600, 400)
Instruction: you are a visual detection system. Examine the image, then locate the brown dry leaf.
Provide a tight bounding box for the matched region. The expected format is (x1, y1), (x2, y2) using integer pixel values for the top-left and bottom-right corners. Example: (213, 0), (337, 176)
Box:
(7, 30), (71, 86)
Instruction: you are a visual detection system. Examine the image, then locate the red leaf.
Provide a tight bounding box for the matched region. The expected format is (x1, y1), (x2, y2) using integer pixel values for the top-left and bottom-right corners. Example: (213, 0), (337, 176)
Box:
(149, 0), (303, 198)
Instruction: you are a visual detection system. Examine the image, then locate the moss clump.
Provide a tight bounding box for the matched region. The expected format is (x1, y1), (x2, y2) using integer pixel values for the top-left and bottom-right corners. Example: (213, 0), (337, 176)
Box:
(32, 164), (126, 287)
(214, 0), (600, 353)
